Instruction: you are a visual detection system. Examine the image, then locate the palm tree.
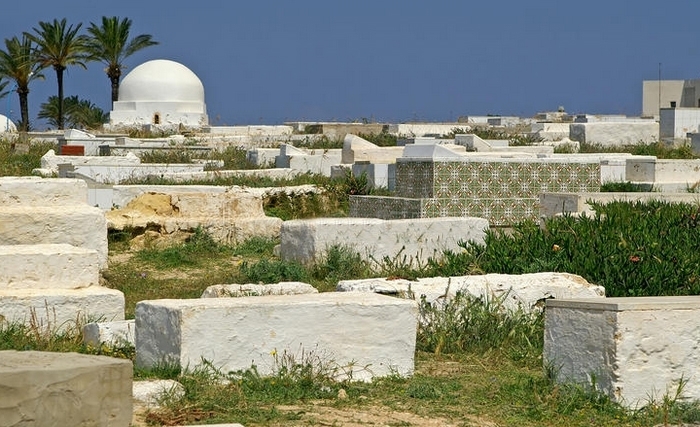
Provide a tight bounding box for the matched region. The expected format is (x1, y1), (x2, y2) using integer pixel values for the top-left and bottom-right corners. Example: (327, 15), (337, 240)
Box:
(0, 36), (45, 131)
(39, 95), (107, 130)
(25, 18), (89, 130)
(86, 16), (158, 105)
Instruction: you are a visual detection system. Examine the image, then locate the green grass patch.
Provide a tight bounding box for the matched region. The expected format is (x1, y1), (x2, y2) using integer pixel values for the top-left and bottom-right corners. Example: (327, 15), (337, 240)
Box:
(0, 139), (57, 176)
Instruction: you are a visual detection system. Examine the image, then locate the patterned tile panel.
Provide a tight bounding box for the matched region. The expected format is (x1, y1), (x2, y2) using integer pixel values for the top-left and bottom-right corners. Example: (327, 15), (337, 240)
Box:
(395, 161), (434, 198)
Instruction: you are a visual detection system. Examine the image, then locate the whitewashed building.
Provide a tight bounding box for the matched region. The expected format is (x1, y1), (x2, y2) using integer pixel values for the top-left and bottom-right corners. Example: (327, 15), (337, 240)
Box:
(109, 59), (208, 128)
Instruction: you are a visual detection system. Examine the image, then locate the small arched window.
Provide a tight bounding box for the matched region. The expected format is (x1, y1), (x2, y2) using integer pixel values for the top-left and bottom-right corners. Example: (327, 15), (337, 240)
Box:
(153, 113), (161, 124)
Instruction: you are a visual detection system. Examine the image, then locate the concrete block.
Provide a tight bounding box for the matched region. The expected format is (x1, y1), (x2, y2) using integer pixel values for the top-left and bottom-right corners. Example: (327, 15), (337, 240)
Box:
(0, 244), (100, 289)
(0, 205), (108, 269)
(544, 296), (700, 408)
(0, 177), (88, 206)
(0, 287), (125, 330)
(133, 379), (184, 408)
(201, 282), (318, 298)
(135, 293), (418, 381)
(0, 350), (132, 427)
(338, 272), (604, 313)
(83, 320), (135, 347)
(280, 217), (488, 265)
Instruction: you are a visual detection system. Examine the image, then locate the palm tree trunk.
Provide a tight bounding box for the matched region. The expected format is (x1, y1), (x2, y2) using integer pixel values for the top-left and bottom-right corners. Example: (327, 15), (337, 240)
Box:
(55, 65), (64, 129)
(110, 75), (120, 105)
(17, 86), (29, 132)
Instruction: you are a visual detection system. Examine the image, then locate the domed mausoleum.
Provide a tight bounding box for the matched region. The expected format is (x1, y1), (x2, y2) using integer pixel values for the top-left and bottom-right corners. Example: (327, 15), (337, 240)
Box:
(109, 59), (208, 128)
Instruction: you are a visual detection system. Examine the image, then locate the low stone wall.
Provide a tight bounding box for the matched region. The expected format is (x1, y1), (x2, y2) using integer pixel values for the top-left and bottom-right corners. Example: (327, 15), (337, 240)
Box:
(544, 296), (700, 408)
(0, 176), (88, 205)
(135, 293), (418, 381)
(539, 192), (700, 218)
(338, 272), (605, 312)
(280, 217), (488, 265)
(569, 121), (658, 146)
(0, 351), (132, 427)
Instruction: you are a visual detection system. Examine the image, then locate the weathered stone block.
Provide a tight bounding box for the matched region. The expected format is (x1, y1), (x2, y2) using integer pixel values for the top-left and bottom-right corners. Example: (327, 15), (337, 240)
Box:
(0, 205), (108, 269)
(0, 350), (132, 427)
(201, 282), (318, 298)
(0, 177), (88, 206)
(338, 272), (605, 312)
(280, 217), (488, 265)
(135, 293), (418, 381)
(544, 296), (700, 408)
(0, 287), (125, 329)
(0, 244), (100, 289)
(83, 320), (135, 347)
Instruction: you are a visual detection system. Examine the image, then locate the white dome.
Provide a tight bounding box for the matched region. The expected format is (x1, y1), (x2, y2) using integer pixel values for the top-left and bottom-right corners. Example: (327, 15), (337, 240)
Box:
(118, 59), (204, 103)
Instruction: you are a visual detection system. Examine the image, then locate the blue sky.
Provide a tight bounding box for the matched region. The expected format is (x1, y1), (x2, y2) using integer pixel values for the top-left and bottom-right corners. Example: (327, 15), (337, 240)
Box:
(2, 0), (699, 129)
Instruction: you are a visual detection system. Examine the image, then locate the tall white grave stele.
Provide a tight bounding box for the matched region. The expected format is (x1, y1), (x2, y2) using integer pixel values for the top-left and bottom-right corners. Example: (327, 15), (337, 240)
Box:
(0, 114), (17, 133)
(109, 59), (208, 128)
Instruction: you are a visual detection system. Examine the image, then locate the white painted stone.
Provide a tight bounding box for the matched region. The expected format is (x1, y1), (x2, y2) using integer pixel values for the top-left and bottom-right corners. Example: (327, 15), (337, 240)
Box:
(544, 296), (700, 408)
(276, 144), (342, 177)
(342, 134), (404, 164)
(0, 244), (99, 289)
(65, 163), (206, 184)
(0, 287), (125, 330)
(540, 192), (700, 218)
(135, 293), (418, 381)
(0, 350), (132, 427)
(0, 176), (88, 205)
(150, 168), (300, 185)
(38, 149), (140, 174)
(83, 320), (135, 347)
(201, 282), (318, 298)
(0, 205), (108, 269)
(569, 121), (658, 146)
(626, 157), (700, 190)
(352, 162), (395, 190)
(337, 272), (604, 312)
(133, 379), (184, 408)
(280, 217), (488, 265)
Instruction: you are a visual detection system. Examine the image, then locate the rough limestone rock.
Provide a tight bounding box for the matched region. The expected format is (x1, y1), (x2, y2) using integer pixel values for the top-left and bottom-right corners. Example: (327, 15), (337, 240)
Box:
(0, 350), (132, 427)
(0, 244), (100, 289)
(0, 287), (125, 330)
(337, 272), (605, 312)
(0, 205), (108, 269)
(132, 379), (184, 408)
(136, 293), (418, 381)
(0, 176), (88, 205)
(201, 282), (318, 298)
(106, 191), (282, 244)
(545, 296), (700, 408)
(83, 320), (135, 347)
(280, 216), (488, 265)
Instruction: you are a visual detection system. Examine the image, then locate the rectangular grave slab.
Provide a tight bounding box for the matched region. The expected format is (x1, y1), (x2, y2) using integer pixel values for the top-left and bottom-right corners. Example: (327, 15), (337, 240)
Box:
(544, 296), (700, 408)
(0, 205), (108, 269)
(280, 216), (488, 265)
(0, 244), (100, 289)
(135, 293), (418, 381)
(0, 287), (125, 331)
(0, 350), (132, 427)
(0, 177), (88, 206)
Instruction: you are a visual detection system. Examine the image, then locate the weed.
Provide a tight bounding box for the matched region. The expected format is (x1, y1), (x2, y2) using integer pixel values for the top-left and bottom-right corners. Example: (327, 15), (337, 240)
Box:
(416, 291), (543, 364)
(0, 139), (56, 176)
